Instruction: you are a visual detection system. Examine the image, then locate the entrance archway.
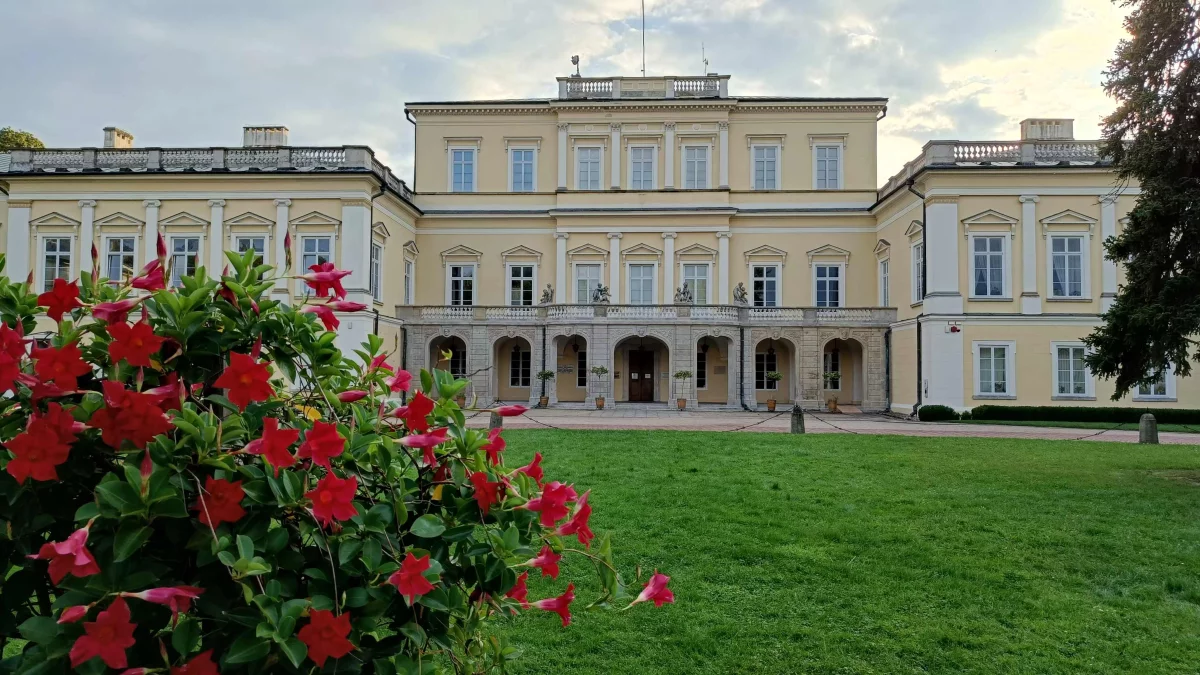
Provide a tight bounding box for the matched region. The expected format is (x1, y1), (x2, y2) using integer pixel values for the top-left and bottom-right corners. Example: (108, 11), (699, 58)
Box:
(493, 336), (534, 404)
(822, 338), (865, 406)
(753, 338), (794, 407)
(613, 335), (670, 403)
(554, 334), (589, 403)
(429, 335), (467, 379)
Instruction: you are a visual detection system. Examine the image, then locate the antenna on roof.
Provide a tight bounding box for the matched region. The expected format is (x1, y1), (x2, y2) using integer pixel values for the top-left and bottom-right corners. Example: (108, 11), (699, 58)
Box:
(701, 42), (709, 75)
(641, 0), (646, 77)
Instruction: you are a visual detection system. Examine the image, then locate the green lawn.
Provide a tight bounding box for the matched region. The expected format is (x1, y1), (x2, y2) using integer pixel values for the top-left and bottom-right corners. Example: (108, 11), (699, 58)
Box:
(956, 419), (1200, 433)
(497, 430), (1200, 674)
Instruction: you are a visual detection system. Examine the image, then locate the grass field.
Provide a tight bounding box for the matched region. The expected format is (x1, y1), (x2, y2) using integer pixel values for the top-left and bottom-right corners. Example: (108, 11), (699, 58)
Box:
(496, 430), (1200, 674)
(956, 419), (1200, 433)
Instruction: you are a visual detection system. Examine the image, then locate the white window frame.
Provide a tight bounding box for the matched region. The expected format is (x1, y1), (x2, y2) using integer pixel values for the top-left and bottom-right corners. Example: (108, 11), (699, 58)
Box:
(813, 143), (843, 190)
(812, 263), (845, 308)
(1047, 234), (1090, 299)
(297, 235), (334, 296)
(447, 146), (478, 193)
(625, 262), (658, 305)
(682, 144), (711, 189)
(1049, 341), (1094, 399)
(573, 262), (603, 304)
(750, 263), (782, 307)
(911, 241), (924, 304)
(370, 242), (384, 303)
(968, 234), (1011, 299)
(102, 234), (139, 285)
(505, 262), (538, 307)
(169, 235), (202, 288)
(755, 349), (778, 391)
(972, 340), (1017, 399)
(445, 263), (478, 306)
(38, 234), (76, 294)
(750, 143), (782, 190)
(509, 344), (532, 388)
(403, 258), (414, 305)
(508, 146), (537, 192)
(680, 262), (711, 304)
(575, 145), (603, 191)
(878, 258), (890, 307)
(234, 234), (267, 267)
(1134, 365), (1177, 402)
(627, 144), (657, 190)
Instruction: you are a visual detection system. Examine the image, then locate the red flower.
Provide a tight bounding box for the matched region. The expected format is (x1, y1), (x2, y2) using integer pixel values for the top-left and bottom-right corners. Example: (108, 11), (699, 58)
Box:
(245, 417), (300, 476)
(368, 354), (393, 373)
(399, 390), (435, 432)
(170, 650), (219, 675)
(213, 352), (273, 410)
(469, 471), (502, 515)
(90, 380), (173, 449)
(528, 545), (562, 580)
(301, 303), (339, 331)
(0, 324), (25, 394)
(306, 474), (357, 527)
(301, 262), (352, 299)
(296, 421), (345, 470)
(386, 369), (413, 393)
(632, 571), (674, 608)
(58, 605), (90, 624)
(108, 321), (165, 367)
(525, 481), (578, 527)
(28, 525), (101, 584)
(144, 372), (187, 412)
(157, 232), (168, 263)
(387, 552), (438, 605)
(195, 476), (245, 527)
(42, 401), (87, 443)
(505, 571), (530, 609)
(482, 428), (505, 465)
(121, 586), (204, 625)
(32, 342), (91, 389)
(37, 278), (83, 322)
(338, 390), (368, 403)
(515, 452), (544, 484)
(69, 597), (137, 669)
(131, 259), (165, 291)
(297, 609), (354, 667)
(92, 298), (140, 324)
(3, 403), (82, 483)
(532, 583), (575, 627)
(555, 490), (594, 548)
(493, 404), (528, 417)
(399, 427), (449, 467)
(326, 300), (368, 312)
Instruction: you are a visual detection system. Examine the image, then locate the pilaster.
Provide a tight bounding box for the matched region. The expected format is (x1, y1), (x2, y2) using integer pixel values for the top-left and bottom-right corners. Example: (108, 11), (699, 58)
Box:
(1019, 195), (1041, 314)
(718, 121), (729, 188)
(273, 199), (291, 294)
(554, 232), (569, 302)
(143, 200), (161, 265)
(662, 232), (676, 304)
(608, 232), (622, 300)
(339, 198), (373, 303)
(610, 123), (621, 189)
(923, 196), (962, 314)
(664, 122), (676, 189)
(6, 201), (32, 282)
(557, 123), (569, 190)
(1100, 195), (1118, 311)
(79, 200), (96, 275)
(717, 231), (731, 304)
(207, 199), (225, 278)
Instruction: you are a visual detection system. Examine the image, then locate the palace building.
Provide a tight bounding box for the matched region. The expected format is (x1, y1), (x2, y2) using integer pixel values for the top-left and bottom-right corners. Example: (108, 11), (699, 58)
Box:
(2, 73), (1192, 411)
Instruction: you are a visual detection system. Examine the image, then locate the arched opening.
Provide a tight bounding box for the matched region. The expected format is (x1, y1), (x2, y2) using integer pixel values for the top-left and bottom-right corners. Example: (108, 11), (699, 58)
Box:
(613, 335), (670, 403)
(695, 336), (733, 405)
(554, 334), (590, 403)
(823, 338), (865, 407)
(493, 336), (533, 403)
(429, 335), (467, 379)
(753, 338), (793, 407)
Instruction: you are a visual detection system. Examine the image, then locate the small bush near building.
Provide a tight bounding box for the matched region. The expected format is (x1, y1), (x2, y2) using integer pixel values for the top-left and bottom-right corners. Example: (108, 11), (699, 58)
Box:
(918, 405), (960, 421)
(969, 405), (1200, 425)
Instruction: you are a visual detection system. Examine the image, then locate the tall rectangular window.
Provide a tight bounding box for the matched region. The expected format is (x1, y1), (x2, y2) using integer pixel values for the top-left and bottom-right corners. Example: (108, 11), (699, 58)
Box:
(912, 242), (925, 302)
(42, 237), (72, 292)
(301, 237), (332, 296)
(509, 345), (531, 387)
(576, 350), (588, 388)
(235, 236), (266, 267)
(755, 350), (778, 390)
(752, 265), (779, 307)
(451, 148), (475, 192)
(508, 264), (535, 306)
(1056, 345), (1087, 396)
(978, 345), (1009, 395)
(170, 237), (200, 288)
(684, 146), (709, 189)
(753, 145), (779, 190)
(511, 149), (534, 192)
(106, 237), (136, 284)
(815, 265), (841, 307)
(824, 349), (841, 390)
(815, 145), (841, 189)
(630, 147), (655, 190)
(879, 259), (890, 306)
(577, 147), (601, 190)
(404, 260), (414, 305)
(447, 346), (466, 378)
(682, 264), (708, 304)
(628, 264), (655, 305)
(696, 348), (707, 389)
(575, 264), (602, 303)
(1051, 236), (1084, 298)
(972, 236), (1006, 297)
(449, 265), (475, 306)
(1138, 371), (1169, 398)
(370, 243), (383, 302)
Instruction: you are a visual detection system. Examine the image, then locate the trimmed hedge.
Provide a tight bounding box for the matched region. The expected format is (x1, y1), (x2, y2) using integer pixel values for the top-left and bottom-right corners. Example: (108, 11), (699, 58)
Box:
(969, 405), (1200, 425)
(918, 404), (960, 422)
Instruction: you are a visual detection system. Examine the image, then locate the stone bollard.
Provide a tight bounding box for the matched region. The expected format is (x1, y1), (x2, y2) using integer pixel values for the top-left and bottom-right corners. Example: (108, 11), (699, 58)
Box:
(790, 406), (805, 434)
(1139, 413), (1159, 444)
(489, 412), (503, 430)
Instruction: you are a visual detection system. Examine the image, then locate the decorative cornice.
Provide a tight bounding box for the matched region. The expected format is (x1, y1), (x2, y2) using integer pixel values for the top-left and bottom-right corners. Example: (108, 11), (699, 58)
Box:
(926, 196), (958, 205)
(7, 201), (32, 208)
(341, 198), (372, 208)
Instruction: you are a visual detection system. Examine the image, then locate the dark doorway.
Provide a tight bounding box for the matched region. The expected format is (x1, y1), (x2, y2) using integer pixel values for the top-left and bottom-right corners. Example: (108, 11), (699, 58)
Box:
(628, 349), (655, 402)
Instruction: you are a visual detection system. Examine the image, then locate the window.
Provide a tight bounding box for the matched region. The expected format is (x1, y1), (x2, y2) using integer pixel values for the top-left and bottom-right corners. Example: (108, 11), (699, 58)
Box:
(752, 265), (779, 307)
(404, 260), (414, 305)
(1136, 367), (1174, 400)
(235, 236), (265, 267)
(824, 349), (840, 390)
(509, 345), (531, 387)
(450, 148), (475, 192)
(684, 146), (709, 189)
(815, 265), (841, 307)
(42, 237), (72, 292)
(510, 149), (535, 192)
(971, 236), (1007, 297)
(814, 144), (841, 189)
(912, 242), (924, 303)
(508, 264), (535, 306)
(696, 348), (707, 389)
(170, 237), (200, 288)
(575, 264), (602, 303)
(301, 236), (332, 296)
(447, 346), (466, 378)
(973, 342), (1016, 398)
(1050, 236), (1084, 298)
(106, 237), (136, 284)
(682, 264), (709, 304)
(449, 264), (475, 306)
(1054, 344), (1089, 397)
(370, 243), (383, 302)
(577, 147), (601, 190)
(630, 146), (655, 190)
(628, 264), (655, 305)
(753, 145), (779, 190)
(576, 350), (588, 388)
(755, 349), (778, 390)
(879, 259), (890, 306)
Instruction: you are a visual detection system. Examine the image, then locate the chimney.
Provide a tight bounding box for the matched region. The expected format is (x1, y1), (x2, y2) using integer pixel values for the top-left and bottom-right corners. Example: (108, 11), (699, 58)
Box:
(103, 127), (134, 148)
(1020, 118), (1074, 141)
(243, 126), (289, 147)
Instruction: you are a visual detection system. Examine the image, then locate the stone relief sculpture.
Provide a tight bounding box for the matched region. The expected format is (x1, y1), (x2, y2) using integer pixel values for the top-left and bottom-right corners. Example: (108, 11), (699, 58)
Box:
(673, 284), (693, 304)
(733, 282), (749, 305)
(539, 284), (554, 305)
(591, 284), (611, 304)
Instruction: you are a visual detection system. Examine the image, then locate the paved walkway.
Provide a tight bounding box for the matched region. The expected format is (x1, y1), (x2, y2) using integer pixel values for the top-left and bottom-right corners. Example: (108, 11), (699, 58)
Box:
(468, 409), (1200, 444)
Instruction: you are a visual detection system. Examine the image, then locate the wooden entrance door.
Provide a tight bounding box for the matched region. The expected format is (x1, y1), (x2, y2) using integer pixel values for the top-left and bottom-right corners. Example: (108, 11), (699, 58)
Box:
(628, 349), (655, 402)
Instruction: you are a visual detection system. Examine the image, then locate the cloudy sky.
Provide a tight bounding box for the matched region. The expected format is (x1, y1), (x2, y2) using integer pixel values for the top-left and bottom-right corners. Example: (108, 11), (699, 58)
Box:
(1, 0), (1128, 186)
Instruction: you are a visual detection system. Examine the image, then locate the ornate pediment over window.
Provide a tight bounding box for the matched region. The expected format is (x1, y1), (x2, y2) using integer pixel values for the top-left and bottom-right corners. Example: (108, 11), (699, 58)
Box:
(874, 239), (891, 258)
(675, 242), (717, 262)
(620, 243), (663, 260)
(806, 244), (851, 268)
(158, 212), (208, 228)
(224, 212), (273, 227)
(288, 211), (341, 227)
(567, 243), (608, 258)
(500, 245), (542, 264)
(743, 244), (787, 265)
(403, 240), (419, 259)
(372, 221), (391, 241)
(30, 212), (81, 228)
(94, 212), (145, 229)
(440, 244), (483, 268)
(1040, 209), (1096, 238)
(961, 209), (1018, 239)
(904, 219), (924, 240)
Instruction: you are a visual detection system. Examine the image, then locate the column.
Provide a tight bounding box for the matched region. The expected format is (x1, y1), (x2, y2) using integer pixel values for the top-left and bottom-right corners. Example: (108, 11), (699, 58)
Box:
(340, 199), (372, 299)
(554, 232), (569, 302)
(5, 201), (32, 282)
(79, 200), (96, 277)
(1100, 195), (1118, 311)
(1019, 195), (1040, 314)
(664, 122), (676, 189)
(143, 200), (160, 264)
(717, 231), (731, 304)
(207, 199), (225, 278)
(273, 199), (291, 293)
(610, 123), (621, 189)
(718, 121), (730, 189)
(607, 232), (622, 301)
(662, 232), (676, 303)
(557, 123), (568, 190)
(922, 196), (962, 315)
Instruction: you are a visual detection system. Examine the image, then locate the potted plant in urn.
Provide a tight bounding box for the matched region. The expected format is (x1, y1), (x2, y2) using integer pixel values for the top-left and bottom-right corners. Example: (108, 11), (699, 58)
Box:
(823, 370), (841, 412)
(536, 369), (555, 407)
(673, 370), (693, 410)
(591, 364), (610, 409)
(765, 371), (783, 411)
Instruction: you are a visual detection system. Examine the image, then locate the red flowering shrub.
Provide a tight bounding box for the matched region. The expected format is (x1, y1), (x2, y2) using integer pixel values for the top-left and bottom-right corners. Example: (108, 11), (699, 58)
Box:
(0, 241), (670, 674)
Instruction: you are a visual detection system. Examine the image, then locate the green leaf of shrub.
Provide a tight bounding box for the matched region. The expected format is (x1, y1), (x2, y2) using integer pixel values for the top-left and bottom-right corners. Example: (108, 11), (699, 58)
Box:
(411, 515), (446, 538)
